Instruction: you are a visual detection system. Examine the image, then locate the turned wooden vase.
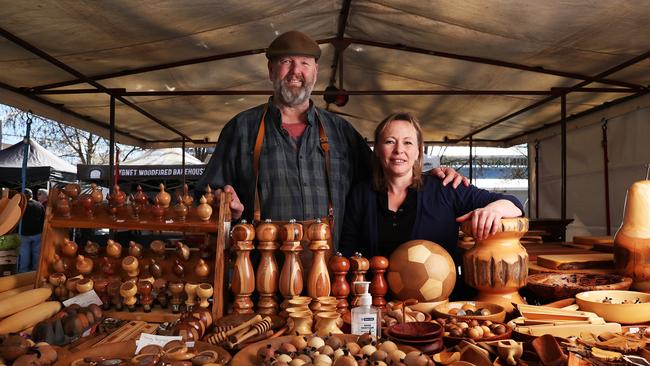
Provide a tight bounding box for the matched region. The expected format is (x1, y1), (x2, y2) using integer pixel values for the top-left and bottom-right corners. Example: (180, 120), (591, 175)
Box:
(462, 217), (529, 312)
(614, 180), (650, 291)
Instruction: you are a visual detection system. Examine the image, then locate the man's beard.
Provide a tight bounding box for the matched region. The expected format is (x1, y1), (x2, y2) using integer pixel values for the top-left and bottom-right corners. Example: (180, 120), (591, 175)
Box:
(273, 76), (314, 107)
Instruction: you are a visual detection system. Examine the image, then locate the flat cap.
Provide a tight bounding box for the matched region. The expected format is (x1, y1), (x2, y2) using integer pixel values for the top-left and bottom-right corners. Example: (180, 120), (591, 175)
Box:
(266, 30), (321, 60)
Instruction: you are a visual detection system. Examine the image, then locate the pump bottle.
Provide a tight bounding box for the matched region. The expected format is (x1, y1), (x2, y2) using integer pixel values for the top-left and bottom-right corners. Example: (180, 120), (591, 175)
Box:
(351, 281), (381, 336)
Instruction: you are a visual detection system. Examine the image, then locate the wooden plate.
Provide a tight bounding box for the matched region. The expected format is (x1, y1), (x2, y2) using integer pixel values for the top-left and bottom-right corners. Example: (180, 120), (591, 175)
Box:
(232, 334), (417, 366)
(54, 340), (231, 366)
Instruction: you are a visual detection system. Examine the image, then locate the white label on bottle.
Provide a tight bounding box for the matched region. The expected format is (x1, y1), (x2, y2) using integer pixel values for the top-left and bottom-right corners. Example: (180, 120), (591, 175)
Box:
(352, 313), (378, 336)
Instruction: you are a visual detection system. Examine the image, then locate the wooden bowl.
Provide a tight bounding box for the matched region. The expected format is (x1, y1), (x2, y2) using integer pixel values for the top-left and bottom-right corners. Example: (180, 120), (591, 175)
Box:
(527, 273), (632, 302)
(443, 325), (513, 347)
(409, 299), (448, 314)
(433, 301), (506, 323)
(388, 321), (442, 340)
(575, 290), (650, 324)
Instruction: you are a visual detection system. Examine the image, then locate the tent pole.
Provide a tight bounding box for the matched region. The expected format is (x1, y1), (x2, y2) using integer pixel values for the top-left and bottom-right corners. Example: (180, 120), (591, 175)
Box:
(182, 138), (186, 187)
(561, 94), (567, 241)
(601, 120), (611, 235)
(469, 136), (473, 184)
(534, 141), (540, 219)
(109, 96), (115, 191)
(19, 112), (32, 235)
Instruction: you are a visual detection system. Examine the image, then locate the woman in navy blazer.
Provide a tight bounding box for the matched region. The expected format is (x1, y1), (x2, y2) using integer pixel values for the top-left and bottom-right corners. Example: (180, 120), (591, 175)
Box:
(339, 112), (524, 267)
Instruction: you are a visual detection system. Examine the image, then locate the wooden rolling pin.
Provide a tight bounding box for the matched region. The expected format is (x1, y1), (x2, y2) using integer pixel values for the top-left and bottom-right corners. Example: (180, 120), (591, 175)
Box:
(0, 271), (36, 292)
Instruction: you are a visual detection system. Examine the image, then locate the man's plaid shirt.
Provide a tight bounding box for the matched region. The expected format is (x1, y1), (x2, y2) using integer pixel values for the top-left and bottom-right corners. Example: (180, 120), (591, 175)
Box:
(198, 98), (372, 247)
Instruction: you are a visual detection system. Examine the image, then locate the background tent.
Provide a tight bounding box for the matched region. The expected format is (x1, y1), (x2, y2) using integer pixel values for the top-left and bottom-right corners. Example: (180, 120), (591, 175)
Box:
(0, 139), (76, 189)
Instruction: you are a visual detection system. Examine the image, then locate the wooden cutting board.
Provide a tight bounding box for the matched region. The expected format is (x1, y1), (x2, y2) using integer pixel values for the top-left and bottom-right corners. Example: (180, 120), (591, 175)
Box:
(537, 253), (614, 270)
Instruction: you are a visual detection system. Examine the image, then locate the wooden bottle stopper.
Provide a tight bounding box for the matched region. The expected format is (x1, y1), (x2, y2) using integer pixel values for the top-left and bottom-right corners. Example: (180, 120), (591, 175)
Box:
(49, 273), (67, 301)
(329, 252), (351, 314)
(111, 184), (126, 208)
(75, 254), (93, 275)
(197, 283), (213, 308)
(150, 240), (166, 259)
(176, 242), (191, 261)
(138, 280), (154, 312)
(231, 220), (255, 314)
(66, 276), (81, 299)
(107, 280), (123, 311)
(61, 238), (78, 257)
(279, 219), (304, 311)
(195, 259), (210, 279)
(197, 195), (213, 221)
(349, 252), (370, 307)
(153, 278), (168, 308)
(174, 194), (188, 222)
(76, 278), (94, 294)
(255, 219), (280, 315)
(151, 197), (165, 221)
(307, 219), (331, 298)
(133, 185), (148, 207)
(128, 241), (143, 258)
(80, 193), (94, 218)
(156, 183), (171, 208)
(90, 182), (103, 204)
(204, 185), (214, 206)
(51, 253), (67, 273)
(184, 282), (198, 312)
(120, 282), (138, 312)
(122, 256), (139, 278)
(56, 191), (71, 218)
(106, 239), (123, 259)
(149, 259), (163, 278)
(369, 256), (389, 309)
(169, 281), (185, 314)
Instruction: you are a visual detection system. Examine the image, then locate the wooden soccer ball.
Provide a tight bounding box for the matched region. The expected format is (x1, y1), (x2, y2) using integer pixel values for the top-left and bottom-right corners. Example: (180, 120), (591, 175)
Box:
(387, 240), (456, 302)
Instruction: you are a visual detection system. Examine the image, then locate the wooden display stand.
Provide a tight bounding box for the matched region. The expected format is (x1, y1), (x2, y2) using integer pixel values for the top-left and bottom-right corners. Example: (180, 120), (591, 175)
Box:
(35, 187), (231, 323)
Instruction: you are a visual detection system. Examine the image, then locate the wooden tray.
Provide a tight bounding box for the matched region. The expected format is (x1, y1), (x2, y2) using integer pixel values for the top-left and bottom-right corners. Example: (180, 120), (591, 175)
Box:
(54, 340), (231, 366)
(536, 253), (613, 270)
(232, 334), (416, 365)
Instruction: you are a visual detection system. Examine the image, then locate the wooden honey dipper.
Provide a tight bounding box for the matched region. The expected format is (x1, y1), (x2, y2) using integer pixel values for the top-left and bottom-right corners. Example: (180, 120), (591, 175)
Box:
(204, 314), (262, 345)
(228, 316), (273, 346)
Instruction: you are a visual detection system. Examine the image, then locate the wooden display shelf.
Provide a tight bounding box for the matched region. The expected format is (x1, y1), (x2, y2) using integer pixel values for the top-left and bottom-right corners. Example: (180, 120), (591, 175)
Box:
(36, 187), (232, 322)
(104, 307), (181, 323)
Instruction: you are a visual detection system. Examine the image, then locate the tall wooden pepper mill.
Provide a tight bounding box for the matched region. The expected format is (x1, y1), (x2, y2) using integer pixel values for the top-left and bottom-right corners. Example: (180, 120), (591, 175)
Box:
(231, 220), (256, 314)
(255, 219), (280, 315)
(349, 252), (370, 307)
(329, 252), (351, 314)
(307, 219), (331, 298)
(279, 219), (304, 311)
(370, 256), (389, 309)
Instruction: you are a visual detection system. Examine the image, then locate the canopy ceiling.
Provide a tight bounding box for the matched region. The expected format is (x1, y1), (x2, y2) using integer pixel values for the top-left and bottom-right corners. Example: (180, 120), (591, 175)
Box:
(1, 1), (648, 148)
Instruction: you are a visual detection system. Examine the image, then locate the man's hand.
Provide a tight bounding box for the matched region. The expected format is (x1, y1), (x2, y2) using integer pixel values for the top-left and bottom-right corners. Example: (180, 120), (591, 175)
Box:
(456, 207), (503, 240)
(223, 185), (244, 220)
(430, 166), (469, 188)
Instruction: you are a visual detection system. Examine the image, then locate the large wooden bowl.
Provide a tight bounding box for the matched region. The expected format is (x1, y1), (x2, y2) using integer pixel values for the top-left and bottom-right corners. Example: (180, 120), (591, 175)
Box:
(433, 301), (506, 323)
(54, 340), (231, 366)
(388, 321), (442, 340)
(527, 273), (632, 302)
(576, 290), (650, 324)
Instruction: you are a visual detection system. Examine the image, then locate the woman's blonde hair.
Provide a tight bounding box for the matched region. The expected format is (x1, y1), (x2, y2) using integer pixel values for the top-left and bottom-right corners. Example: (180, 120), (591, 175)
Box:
(372, 112), (424, 191)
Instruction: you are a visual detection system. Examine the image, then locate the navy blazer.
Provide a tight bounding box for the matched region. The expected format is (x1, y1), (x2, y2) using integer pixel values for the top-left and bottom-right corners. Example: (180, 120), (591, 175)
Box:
(339, 175), (524, 265)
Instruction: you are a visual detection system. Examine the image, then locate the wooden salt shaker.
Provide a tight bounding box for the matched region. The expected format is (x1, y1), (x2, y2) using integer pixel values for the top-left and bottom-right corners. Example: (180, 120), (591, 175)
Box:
(255, 219), (280, 315)
(369, 256), (389, 309)
(329, 252), (350, 314)
(307, 219), (331, 298)
(169, 281), (185, 314)
(279, 219), (304, 311)
(184, 282), (198, 312)
(231, 220), (255, 314)
(349, 252), (370, 307)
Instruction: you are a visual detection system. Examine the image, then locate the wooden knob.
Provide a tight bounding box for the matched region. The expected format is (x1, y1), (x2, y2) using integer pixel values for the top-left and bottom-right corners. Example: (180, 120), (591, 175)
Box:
(255, 220), (278, 242)
(329, 252), (350, 272)
(280, 220), (303, 242)
(231, 221), (255, 242)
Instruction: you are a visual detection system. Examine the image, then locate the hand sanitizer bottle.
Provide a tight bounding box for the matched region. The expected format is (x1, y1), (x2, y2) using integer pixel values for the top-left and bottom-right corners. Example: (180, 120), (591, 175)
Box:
(351, 281), (380, 337)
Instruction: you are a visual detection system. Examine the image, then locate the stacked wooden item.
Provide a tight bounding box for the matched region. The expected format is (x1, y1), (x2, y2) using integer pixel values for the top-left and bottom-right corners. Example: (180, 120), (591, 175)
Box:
(509, 304), (621, 338)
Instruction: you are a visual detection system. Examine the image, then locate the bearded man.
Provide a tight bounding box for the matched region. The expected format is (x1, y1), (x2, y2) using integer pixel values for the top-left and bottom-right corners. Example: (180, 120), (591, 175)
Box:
(197, 31), (464, 247)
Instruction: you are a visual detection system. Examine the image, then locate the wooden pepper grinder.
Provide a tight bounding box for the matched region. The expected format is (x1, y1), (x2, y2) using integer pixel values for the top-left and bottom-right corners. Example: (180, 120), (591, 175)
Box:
(329, 252), (351, 314)
(93, 278), (110, 310)
(108, 280), (123, 311)
(120, 282), (138, 312)
(307, 219), (331, 298)
(255, 220), (280, 315)
(184, 282), (198, 312)
(169, 281), (185, 314)
(349, 252), (370, 307)
(369, 256), (389, 309)
(138, 280), (154, 312)
(153, 278), (168, 308)
(230, 220), (255, 314)
(278, 219), (304, 311)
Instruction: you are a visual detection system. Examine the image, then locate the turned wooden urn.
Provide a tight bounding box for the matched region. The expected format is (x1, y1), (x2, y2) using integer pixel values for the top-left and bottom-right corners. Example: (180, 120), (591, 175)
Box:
(462, 217), (529, 312)
(614, 180), (650, 291)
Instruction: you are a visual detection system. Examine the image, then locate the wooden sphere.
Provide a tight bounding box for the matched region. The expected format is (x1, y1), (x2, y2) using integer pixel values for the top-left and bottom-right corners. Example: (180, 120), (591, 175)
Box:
(386, 240), (456, 302)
